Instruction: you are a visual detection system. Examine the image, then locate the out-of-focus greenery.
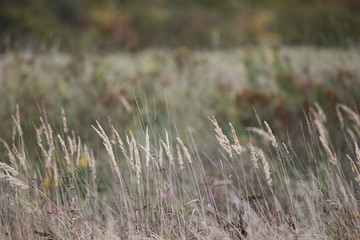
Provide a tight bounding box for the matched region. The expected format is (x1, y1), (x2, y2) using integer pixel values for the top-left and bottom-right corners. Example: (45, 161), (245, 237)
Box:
(1, 47), (359, 156)
(0, 0), (360, 50)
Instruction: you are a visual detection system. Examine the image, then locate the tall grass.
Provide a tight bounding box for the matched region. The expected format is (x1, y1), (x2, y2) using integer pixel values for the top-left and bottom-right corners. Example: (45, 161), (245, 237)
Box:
(0, 102), (360, 239)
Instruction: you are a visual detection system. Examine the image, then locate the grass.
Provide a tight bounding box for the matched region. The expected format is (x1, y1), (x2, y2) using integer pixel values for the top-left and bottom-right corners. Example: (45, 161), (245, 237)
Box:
(0, 47), (360, 239)
(1, 47), (359, 146)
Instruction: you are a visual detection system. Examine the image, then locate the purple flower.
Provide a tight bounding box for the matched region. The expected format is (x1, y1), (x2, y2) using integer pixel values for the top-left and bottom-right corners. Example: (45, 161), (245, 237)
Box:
(268, 211), (276, 221)
(73, 217), (90, 237)
(78, 219), (87, 228)
(159, 193), (167, 199)
(166, 189), (174, 199)
(129, 210), (136, 220)
(353, 217), (360, 225)
(209, 188), (217, 199)
(45, 201), (56, 214)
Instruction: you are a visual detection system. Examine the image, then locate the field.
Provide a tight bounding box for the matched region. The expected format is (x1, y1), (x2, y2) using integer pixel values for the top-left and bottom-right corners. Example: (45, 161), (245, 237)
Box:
(1, 47), (360, 239)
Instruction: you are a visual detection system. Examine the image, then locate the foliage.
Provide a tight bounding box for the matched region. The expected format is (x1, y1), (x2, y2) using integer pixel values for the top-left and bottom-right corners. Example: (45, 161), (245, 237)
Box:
(1, 0), (360, 49)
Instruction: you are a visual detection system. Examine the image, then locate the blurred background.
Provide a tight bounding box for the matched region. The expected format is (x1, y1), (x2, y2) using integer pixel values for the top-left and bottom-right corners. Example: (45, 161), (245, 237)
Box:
(0, 0), (360, 168)
(1, 0), (360, 51)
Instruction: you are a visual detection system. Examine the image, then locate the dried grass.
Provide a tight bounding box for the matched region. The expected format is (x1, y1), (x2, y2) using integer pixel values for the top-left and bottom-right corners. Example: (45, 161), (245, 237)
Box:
(259, 149), (272, 186)
(264, 121), (278, 149)
(209, 116), (232, 158)
(176, 137), (192, 164)
(0, 104), (360, 239)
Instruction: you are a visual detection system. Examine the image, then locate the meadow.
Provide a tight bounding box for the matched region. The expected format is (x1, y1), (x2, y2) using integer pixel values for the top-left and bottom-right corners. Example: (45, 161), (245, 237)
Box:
(1, 47), (360, 239)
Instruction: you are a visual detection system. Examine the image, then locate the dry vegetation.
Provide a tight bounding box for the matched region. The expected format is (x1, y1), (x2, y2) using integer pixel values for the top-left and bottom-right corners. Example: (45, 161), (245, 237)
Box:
(1, 48), (360, 239)
(1, 102), (360, 239)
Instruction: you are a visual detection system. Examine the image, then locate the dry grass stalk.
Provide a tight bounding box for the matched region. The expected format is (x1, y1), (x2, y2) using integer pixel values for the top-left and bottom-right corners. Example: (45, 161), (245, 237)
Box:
(92, 121), (122, 183)
(346, 128), (358, 143)
(176, 137), (192, 164)
(38, 117), (55, 168)
(213, 179), (233, 187)
(336, 104), (360, 129)
(311, 107), (329, 146)
(85, 145), (97, 181)
(355, 142), (360, 166)
(11, 104), (23, 137)
(36, 126), (47, 156)
(229, 123), (242, 155)
(76, 137), (82, 166)
(209, 116), (232, 158)
(354, 125), (360, 139)
(11, 124), (16, 142)
(158, 143), (163, 168)
(58, 134), (71, 167)
(282, 143), (290, 155)
(138, 142), (156, 166)
(246, 127), (272, 142)
(37, 131), (51, 167)
(0, 161), (19, 176)
(132, 134), (142, 185)
(145, 127), (150, 167)
(53, 161), (59, 187)
(112, 126), (128, 159)
(248, 143), (258, 169)
(72, 130), (77, 150)
(336, 104), (345, 129)
(0, 161), (28, 190)
(39, 117), (53, 147)
(346, 154), (360, 185)
(9, 105), (27, 173)
(264, 121), (278, 149)
(315, 102), (327, 123)
(0, 139), (19, 171)
(337, 174), (349, 202)
(61, 107), (68, 134)
(177, 144), (184, 170)
(0, 174), (29, 190)
(11, 147), (27, 175)
(126, 133), (135, 169)
(120, 95), (132, 113)
(108, 117), (116, 145)
(161, 129), (174, 165)
(319, 136), (337, 166)
(67, 136), (75, 158)
(259, 149), (273, 186)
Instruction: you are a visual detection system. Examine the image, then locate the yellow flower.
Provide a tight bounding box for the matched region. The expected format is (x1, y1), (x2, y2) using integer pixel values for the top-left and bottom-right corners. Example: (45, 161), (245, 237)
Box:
(43, 177), (53, 189)
(77, 155), (89, 168)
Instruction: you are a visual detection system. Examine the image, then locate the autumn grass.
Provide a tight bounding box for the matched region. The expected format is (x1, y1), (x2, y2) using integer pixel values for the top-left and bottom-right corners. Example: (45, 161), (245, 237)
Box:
(0, 47), (360, 239)
(0, 102), (360, 239)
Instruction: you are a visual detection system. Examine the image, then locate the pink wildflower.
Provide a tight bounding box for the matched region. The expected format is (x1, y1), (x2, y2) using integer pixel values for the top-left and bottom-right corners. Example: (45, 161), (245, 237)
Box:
(209, 188), (217, 199)
(268, 211), (276, 222)
(167, 189), (174, 199)
(159, 193), (167, 199)
(45, 201), (56, 214)
(129, 210), (136, 220)
(78, 219), (87, 228)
